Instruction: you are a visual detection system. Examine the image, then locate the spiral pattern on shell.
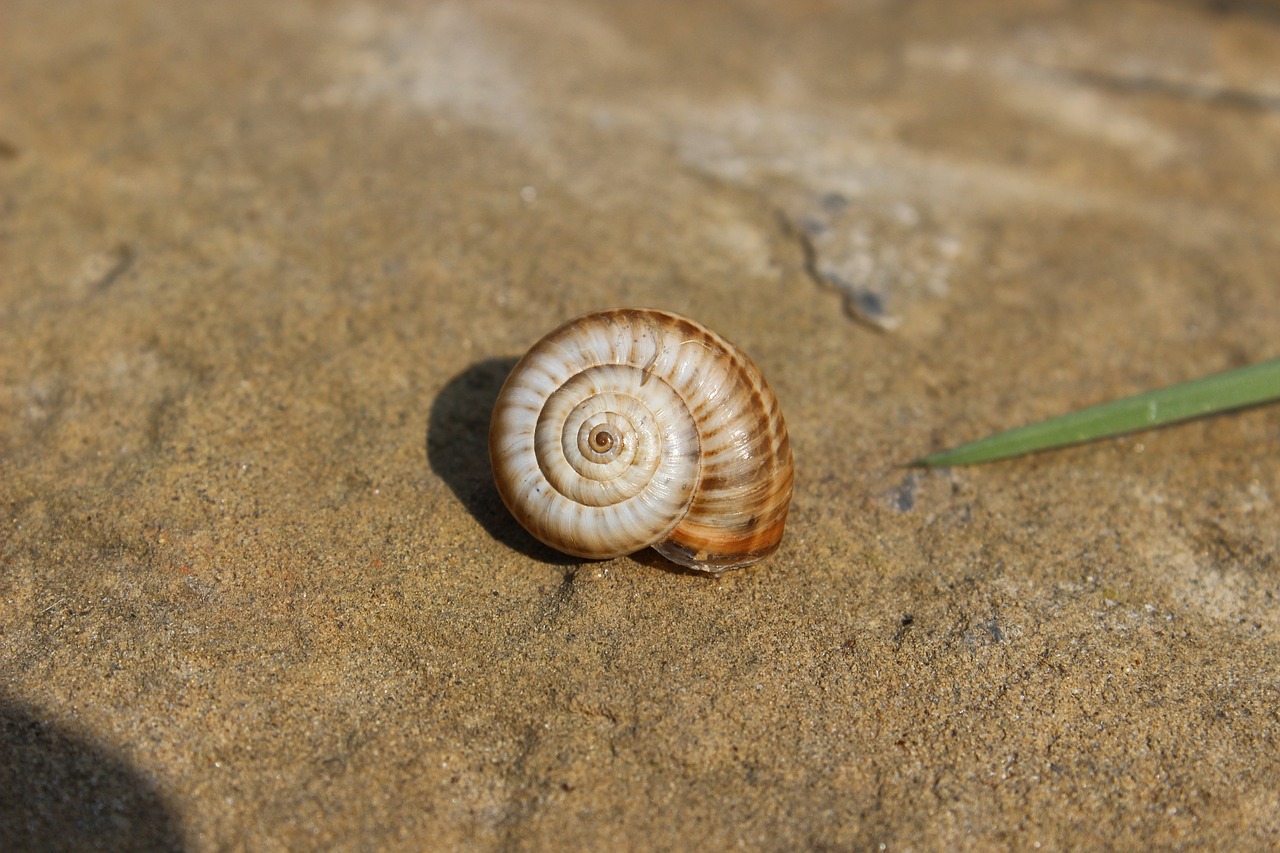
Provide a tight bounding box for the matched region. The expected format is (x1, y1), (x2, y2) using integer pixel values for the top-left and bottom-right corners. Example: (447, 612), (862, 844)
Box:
(489, 308), (793, 571)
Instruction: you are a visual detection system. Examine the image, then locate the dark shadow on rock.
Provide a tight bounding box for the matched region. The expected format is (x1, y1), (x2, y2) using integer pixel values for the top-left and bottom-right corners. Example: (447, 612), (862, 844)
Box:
(0, 698), (184, 852)
(427, 357), (585, 565)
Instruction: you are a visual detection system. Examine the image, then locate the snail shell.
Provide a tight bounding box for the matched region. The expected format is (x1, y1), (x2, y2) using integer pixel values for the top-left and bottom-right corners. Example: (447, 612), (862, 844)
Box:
(489, 308), (793, 572)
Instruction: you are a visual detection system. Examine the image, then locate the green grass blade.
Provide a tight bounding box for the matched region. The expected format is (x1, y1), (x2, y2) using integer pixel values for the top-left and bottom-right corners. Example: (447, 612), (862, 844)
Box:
(911, 358), (1280, 468)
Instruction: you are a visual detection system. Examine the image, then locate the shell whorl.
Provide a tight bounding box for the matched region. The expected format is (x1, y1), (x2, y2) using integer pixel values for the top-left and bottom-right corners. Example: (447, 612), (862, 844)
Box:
(489, 308), (793, 571)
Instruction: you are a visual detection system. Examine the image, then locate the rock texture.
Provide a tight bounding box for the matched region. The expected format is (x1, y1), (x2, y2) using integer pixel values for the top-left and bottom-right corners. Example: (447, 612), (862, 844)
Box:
(3, 0), (1279, 849)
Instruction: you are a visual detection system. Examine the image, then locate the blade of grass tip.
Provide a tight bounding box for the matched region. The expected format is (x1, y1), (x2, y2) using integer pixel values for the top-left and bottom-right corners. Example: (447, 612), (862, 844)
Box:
(910, 357), (1280, 468)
